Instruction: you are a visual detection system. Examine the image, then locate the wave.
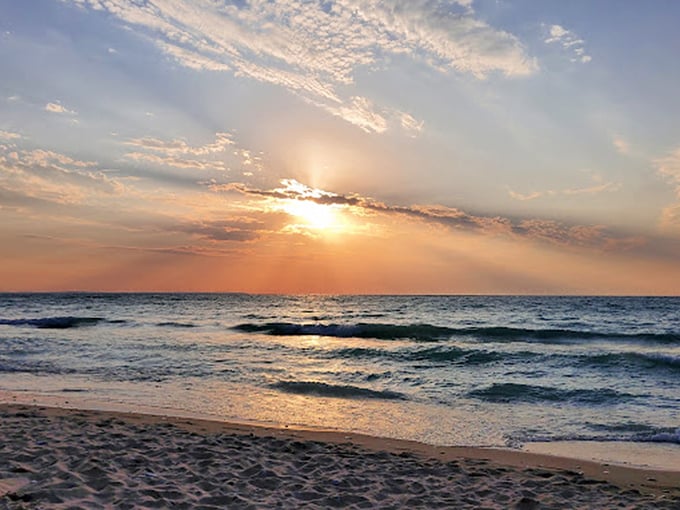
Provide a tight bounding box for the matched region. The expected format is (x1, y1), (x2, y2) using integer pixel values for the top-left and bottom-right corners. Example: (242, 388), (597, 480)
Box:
(639, 428), (680, 444)
(330, 346), (508, 365)
(586, 421), (664, 434)
(0, 316), (107, 329)
(269, 381), (407, 400)
(527, 426), (680, 445)
(234, 322), (454, 341)
(467, 383), (638, 405)
(406, 347), (509, 364)
(233, 322), (680, 343)
(0, 360), (77, 375)
(330, 345), (680, 378)
(578, 352), (680, 372)
(156, 321), (196, 328)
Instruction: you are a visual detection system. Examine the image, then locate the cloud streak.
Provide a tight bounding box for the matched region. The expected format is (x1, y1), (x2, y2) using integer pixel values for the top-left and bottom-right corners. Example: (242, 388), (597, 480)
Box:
(509, 182), (621, 201)
(655, 146), (680, 232)
(224, 179), (641, 250)
(545, 24), (591, 63)
(171, 218), (269, 242)
(613, 136), (630, 155)
(67, 0), (536, 132)
(0, 130), (21, 140)
(0, 144), (123, 206)
(45, 102), (77, 115)
(123, 132), (260, 174)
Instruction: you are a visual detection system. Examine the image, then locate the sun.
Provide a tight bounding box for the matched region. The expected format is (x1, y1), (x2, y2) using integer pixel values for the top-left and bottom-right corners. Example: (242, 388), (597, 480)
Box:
(283, 199), (339, 231)
(266, 179), (356, 235)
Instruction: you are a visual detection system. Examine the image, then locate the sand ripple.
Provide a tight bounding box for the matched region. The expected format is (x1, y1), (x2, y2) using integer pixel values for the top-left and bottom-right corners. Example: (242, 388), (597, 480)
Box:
(0, 406), (678, 509)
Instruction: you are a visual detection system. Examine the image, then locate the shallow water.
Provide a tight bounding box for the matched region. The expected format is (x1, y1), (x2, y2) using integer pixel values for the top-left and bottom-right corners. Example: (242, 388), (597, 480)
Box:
(1, 293), (679, 448)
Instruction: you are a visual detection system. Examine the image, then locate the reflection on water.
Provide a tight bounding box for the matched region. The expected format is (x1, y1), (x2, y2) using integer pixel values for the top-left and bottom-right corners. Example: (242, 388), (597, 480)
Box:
(1, 294), (679, 450)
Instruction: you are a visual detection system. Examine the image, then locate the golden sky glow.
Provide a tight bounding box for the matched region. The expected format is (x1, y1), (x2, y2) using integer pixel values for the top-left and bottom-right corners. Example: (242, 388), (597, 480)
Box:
(1, 1), (680, 294)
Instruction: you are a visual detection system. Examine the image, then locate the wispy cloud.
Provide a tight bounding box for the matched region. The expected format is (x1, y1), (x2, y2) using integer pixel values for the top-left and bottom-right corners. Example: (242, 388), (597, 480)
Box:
(0, 145), (122, 206)
(123, 132), (260, 174)
(171, 218), (269, 243)
(125, 152), (229, 171)
(45, 102), (77, 115)
(544, 24), (591, 63)
(655, 146), (680, 231)
(510, 181), (621, 200)
(313, 96), (388, 134)
(126, 132), (235, 156)
(68, 0), (536, 133)
(655, 147), (680, 188)
(0, 130), (21, 140)
(612, 136), (630, 155)
(395, 110), (425, 137)
(509, 172), (620, 201)
(224, 178), (640, 250)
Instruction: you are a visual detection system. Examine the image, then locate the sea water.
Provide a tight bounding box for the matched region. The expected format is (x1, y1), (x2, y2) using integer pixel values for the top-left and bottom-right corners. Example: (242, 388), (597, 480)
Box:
(1, 294), (678, 450)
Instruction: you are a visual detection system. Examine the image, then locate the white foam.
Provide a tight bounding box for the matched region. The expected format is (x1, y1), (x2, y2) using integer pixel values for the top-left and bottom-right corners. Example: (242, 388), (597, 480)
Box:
(523, 440), (680, 471)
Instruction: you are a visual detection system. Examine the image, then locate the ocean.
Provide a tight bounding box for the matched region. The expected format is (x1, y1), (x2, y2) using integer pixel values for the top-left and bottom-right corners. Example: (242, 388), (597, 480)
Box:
(1, 294), (678, 449)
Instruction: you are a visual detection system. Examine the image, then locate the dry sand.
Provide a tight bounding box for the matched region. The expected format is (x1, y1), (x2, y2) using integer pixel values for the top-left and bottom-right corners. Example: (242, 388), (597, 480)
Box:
(0, 403), (678, 509)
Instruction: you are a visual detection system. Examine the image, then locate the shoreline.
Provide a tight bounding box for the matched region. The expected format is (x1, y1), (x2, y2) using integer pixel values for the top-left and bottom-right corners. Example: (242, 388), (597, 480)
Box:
(2, 391), (679, 488)
(2, 390), (679, 479)
(4, 403), (680, 491)
(1, 400), (679, 508)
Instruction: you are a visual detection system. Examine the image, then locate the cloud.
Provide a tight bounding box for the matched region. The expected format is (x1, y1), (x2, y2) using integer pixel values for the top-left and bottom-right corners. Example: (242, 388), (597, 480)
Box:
(123, 132), (259, 173)
(125, 132), (235, 156)
(125, 152), (228, 171)
(655, 146), (680, 231)
(172, 219), (266, 242)
(68, 0), (536, 132)
(312, 96), (388, 134)
(156, 40), (231, 72)
(655, 147), (680, 189)
(544, 24), (591, 63)
(45, 102), (77, 115)
(511, 182), (621, 202)
(0, 145), (123, 206)
(225, 178), (640, 250)
(395, 111), (425, 136)
(545, 25), (569, 40)
(613, 136), (630, 155)
(509, 172), (620, 201)
(563, 181), (621, 195)
(0, 130), (21, 140)
(508, 189), (548, 201)
(21, 149), (97, 168)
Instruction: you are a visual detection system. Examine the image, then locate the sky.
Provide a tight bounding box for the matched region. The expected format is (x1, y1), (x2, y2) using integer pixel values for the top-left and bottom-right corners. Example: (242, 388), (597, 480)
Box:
(1, 0), (679, 294)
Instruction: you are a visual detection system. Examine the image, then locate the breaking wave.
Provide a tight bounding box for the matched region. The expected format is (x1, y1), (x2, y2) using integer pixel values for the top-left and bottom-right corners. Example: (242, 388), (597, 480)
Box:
(0, 316), (107, 329)
(467, 383), (639, 405)
(233, 322), (680, 343)
(270, 381), (407, 400)
(156, 321), (196, 328)
(527, 424), (680, 445)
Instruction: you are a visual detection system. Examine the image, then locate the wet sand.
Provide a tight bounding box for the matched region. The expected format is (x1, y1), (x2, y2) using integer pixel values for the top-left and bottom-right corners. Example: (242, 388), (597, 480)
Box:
(0, 403), (678, 509)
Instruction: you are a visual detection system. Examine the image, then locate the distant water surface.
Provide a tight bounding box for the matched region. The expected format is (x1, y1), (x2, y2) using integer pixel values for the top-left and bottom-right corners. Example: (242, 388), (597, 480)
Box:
(1, 294), (678, 449)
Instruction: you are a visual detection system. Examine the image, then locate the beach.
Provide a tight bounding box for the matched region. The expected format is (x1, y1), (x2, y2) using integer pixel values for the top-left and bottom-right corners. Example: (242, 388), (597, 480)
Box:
(1, 402), (678, 509)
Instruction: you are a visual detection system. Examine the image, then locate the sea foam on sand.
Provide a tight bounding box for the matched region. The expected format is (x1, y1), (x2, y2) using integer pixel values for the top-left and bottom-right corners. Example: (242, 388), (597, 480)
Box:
(0, 401), (679, 509)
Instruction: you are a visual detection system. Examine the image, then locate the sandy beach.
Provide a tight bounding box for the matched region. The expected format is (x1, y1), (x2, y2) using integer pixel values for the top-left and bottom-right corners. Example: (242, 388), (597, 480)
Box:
(0, 403), (678, 509)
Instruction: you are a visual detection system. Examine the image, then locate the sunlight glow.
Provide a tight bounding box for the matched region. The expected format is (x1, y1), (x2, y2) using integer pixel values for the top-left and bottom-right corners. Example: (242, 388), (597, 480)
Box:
(283, 199), (340, 231)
